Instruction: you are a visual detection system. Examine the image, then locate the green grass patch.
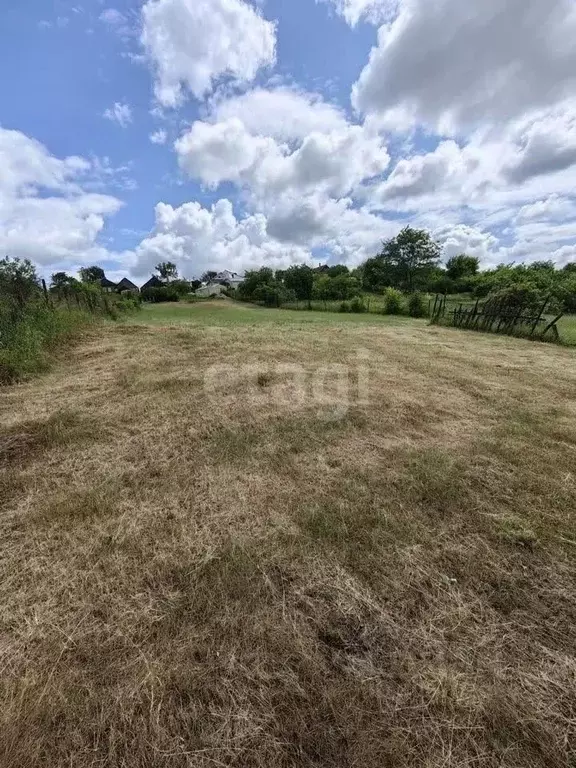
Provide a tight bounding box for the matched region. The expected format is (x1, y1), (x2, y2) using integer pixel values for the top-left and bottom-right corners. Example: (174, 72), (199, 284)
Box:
(132, 300), (425, 328)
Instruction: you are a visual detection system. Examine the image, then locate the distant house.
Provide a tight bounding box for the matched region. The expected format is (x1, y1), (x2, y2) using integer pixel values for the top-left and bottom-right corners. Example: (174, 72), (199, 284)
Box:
(99, 277), (117, 293)
(196, 282), (226, 297)
(141, 275), (164, 291)
(116, 278), (140, 294)
(213, 270), (244, 288)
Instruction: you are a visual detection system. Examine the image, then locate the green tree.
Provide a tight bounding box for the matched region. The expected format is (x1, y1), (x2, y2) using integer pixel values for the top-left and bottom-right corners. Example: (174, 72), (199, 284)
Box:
(378, 227), (441, 292)
(238, 268), (275, 300)
(0, 256), (40, 308)
(284, 265), (315, 305)
(201, 271), (218, 284)
(312, 275), (332, 305)
(79, 265), (105, 284)
(50, 272), (80, 292)
(155, 261), (178, 282)
(361, 253), (398, 292)
(326, 264), (350, 278)
(446, 254), (480, 280)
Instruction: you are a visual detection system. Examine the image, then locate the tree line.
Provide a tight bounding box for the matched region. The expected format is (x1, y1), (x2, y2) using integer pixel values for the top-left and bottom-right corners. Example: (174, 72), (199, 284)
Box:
(234, 227), (576, 314)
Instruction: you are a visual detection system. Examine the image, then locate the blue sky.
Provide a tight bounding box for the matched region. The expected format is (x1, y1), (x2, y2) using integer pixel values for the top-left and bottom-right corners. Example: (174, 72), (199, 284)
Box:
(2, 0), (576, 282)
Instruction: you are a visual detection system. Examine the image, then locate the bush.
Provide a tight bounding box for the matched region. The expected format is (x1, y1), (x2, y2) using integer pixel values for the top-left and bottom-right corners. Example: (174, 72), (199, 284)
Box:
(382, 288), (405, 315)
(408, 292), (428, 318)
(141, 286), (180, 303)
(0, 303), (95, 384)
(485, 284), (545, 314)
(349, 297), (367, 313)
(338, 301), (351, 313)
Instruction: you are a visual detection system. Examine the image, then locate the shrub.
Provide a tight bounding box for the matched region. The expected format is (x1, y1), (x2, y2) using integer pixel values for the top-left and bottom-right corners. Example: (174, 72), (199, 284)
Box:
(0, 303), (95, 384)
(349, 297), (367, 313)
(338, 301), (351, 313)
(382, 287), (405, 315)
(408, 292), (428, 318)
(485, 284), (545, 315)
(141, 286), (180, 303)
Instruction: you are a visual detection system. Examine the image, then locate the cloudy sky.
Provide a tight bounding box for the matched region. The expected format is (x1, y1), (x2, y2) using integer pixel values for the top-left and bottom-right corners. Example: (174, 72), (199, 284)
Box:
(2, 0), (576, 282)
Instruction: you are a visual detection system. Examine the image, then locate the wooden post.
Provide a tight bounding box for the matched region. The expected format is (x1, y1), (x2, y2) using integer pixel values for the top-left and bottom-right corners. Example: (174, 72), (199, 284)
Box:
(41, 278), (51, 306)
(541, 313), (564, 340)
(530, 296), (550, 337)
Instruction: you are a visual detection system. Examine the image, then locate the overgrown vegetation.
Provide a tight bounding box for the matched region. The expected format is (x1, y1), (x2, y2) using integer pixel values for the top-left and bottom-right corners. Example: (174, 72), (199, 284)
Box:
(433, 283), (566, 343)
(0, 257), (138, 383)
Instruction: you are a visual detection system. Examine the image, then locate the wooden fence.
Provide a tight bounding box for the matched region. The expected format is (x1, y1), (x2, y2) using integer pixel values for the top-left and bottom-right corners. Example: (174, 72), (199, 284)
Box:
(430, 294), (564, 341)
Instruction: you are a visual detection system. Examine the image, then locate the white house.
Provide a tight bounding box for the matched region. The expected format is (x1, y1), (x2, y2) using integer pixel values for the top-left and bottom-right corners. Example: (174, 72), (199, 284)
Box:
(214, 270), (244, 288)
(195, 283), (226, 297)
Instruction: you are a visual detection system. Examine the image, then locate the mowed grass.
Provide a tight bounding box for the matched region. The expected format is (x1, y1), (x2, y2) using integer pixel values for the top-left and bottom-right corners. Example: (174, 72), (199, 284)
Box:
(1, 302), (576, 767)
(133, 298), (423, 327)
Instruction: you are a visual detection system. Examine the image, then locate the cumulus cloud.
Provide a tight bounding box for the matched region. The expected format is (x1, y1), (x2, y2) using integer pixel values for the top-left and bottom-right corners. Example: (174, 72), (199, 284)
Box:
(374, 140), (482, 203)
(130, 193), (399, 277)
(175, 115), (389, 198)
(434, 224), (498, 264)
(133, 198), (311, 277)
(352, 0), (576, 134)
(141, 0), (276, 107)
(504, 104), (576, 183)
(0, 128), (123, 266)
(209, 87), (347, 141)
(103, 102), (133, 128)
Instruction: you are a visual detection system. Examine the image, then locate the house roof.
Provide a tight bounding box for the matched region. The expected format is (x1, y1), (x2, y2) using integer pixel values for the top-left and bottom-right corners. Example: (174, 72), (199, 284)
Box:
(141, 275), (164, 290)
(116, 278), (139, 291)
(100, 277), (117, 288)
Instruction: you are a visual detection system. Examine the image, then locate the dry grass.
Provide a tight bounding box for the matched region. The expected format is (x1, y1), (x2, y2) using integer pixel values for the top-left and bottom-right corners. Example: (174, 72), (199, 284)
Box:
(1, 306), (575, 767)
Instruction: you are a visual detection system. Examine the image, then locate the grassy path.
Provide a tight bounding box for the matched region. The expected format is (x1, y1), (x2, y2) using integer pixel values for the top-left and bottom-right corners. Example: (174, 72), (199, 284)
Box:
(1, 304), (575, 767)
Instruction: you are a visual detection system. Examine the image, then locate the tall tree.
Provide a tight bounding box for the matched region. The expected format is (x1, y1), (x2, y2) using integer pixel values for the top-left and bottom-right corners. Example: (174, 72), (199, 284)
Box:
(284, 265), (315, 306)
(155, 261), (178, 282)
(50, 272), (80, 291)
(0, 256), (39, 308)
(446, 254), (480, 280)
(79, 265), (105, 284)
(378, 227), (441, 292)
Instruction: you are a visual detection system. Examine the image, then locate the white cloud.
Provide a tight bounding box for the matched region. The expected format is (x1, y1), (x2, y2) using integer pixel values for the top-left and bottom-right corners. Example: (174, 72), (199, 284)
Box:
(209, 87), (347, 141)
(141, 0), (276, 107)
(434, 224), (498, 264)
(103, 102), (133, 128)
(504, 104), (576, 183)
(175, 115), (389, 198)
(99, 8), (126, 26)
(0, 128), (123, 266)
(99, 7), (136, 37)
(320, 0), (398, 27)
(368, 103), (576, 217)
(516, 196), (576, 223)
(373, 140), (481, 203)
(175, 118), (281, 187)
(149, 129), (168, 145)
(133, 198), (311, 277)
(352, 0), (576, 134)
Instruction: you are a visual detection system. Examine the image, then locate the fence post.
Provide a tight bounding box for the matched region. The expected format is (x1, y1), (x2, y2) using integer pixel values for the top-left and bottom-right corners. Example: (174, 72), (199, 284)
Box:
(41, 278), (51, 307)
(530, 296), (550, 337)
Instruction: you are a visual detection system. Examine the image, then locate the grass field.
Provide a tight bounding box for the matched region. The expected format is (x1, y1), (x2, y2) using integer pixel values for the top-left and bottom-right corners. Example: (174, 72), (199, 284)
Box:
(1, 300), (575, 767)
(134, 299), (422, 327)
